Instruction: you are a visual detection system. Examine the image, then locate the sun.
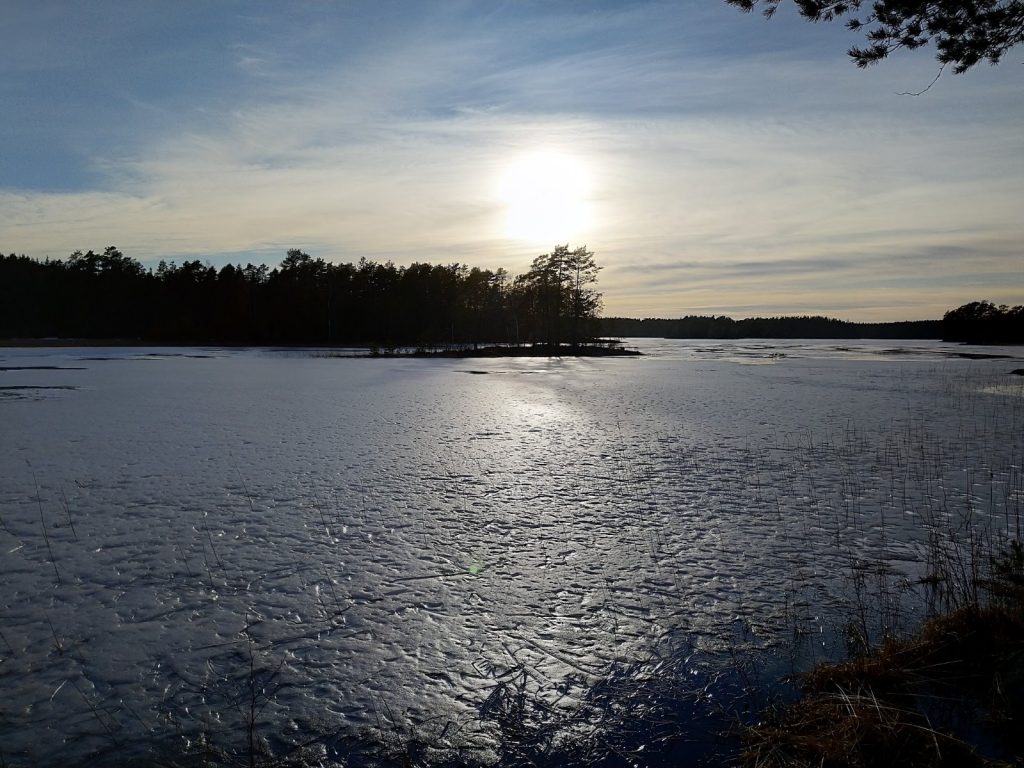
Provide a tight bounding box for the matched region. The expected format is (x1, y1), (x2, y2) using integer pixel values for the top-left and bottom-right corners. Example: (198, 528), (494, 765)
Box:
(499, 151), (592, 244)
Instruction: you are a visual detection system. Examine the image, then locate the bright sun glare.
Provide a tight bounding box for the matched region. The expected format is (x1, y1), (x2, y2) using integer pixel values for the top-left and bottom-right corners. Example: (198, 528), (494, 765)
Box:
(499, 151), (592, 244)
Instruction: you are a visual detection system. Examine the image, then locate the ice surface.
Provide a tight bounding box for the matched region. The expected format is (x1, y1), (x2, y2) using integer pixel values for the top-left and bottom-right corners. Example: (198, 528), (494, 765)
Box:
(0, 339), (1022, 764)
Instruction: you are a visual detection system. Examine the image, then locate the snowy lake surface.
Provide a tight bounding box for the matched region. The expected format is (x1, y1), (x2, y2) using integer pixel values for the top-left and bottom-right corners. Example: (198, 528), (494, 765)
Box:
(1, 339), (1023, 765)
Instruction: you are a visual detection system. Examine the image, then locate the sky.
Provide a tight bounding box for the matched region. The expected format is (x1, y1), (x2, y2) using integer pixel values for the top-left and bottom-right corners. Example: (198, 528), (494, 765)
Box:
(2, 1), (1022, 321)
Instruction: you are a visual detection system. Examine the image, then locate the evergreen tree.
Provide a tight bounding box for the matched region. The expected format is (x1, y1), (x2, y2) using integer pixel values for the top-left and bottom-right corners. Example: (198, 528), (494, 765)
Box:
(728, 1), (1024, 73)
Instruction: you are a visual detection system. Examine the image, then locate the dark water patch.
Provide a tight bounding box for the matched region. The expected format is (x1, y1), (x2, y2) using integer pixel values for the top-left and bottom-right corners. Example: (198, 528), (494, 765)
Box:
(1010, 369), (1024, 376)
(75, 352), (220, 362)
(141, 352), (221, 359)
(881, 348), (920, 355)
(0, 384), (78, 400)
(78, 355), (162, 362)
(0, 385), (77, 390)
(954, 352), (1011, 360)
(0, 365), (86, 371)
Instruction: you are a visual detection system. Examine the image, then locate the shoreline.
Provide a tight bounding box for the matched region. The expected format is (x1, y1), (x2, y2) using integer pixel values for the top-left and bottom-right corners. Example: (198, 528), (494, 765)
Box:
(0, 339), (643, 357)
(351, 344), (642, 358)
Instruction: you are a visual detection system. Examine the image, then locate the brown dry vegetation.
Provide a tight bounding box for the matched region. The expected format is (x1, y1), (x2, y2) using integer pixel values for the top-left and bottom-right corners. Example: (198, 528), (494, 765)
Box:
(743, 542), (1024, 768)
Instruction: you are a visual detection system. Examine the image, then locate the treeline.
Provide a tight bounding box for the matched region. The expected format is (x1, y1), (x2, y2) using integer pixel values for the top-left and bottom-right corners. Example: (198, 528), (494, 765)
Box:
(942, 301), (1024, 344)
(3, 247), (1018, 346)
(599, 315), (943, 340)
(601, 303), (1024, 343)
(0, 245), (603, 347)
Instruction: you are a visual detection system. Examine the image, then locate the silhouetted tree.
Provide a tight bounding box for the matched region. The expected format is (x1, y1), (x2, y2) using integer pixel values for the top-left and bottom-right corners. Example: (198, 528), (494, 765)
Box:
(211, 264), (255, 341)
(514, 245), (603, 348)
(728, 0), (1024, 73)
(60, 247), (150, 337)
(0, 253), (56, 336)
(458, 267), (512, 348)
(266, 249), (332, 342)
(566, 246), (603, 348)
(353, 258), (401, 345)
(151, 259), (219, 340)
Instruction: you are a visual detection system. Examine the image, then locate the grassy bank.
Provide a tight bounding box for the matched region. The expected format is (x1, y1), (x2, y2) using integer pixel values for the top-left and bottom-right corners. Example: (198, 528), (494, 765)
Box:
(744, 539), (1024, 768)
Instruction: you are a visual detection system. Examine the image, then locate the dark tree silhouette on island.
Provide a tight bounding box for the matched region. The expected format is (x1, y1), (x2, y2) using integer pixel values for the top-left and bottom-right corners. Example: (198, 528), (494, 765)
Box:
(728, 0), (1024, 73)
(0, 244), (607, 351)
(513, 245), (602, 349)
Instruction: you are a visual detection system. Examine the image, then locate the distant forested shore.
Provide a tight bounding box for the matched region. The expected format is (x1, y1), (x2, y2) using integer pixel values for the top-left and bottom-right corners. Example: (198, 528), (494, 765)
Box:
(598, 316), (943, 340)
(1, 249), (1021, 346)
(602, 301), (1022, 344)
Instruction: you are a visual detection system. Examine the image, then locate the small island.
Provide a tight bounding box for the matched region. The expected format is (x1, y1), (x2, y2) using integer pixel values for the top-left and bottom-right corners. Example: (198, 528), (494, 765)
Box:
(0, 245), (624, 355)
(355, 340), (641, 358)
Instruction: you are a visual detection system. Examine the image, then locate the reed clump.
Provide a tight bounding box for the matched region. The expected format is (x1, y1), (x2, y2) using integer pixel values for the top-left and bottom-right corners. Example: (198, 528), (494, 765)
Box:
(743, 539), (1024, 768)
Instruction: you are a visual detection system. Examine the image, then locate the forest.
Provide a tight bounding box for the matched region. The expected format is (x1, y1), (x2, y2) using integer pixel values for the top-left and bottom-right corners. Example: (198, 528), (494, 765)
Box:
(0, 246), (602, 349)
(1, 247), (1020, 346)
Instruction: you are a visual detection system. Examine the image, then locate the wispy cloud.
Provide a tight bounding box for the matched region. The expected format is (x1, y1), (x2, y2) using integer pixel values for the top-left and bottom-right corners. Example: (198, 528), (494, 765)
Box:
(1, 1), (1021, 320)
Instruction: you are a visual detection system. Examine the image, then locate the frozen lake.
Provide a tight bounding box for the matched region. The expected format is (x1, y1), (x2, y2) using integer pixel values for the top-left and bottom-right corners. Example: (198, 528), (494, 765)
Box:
(1, 339), (1022, 765)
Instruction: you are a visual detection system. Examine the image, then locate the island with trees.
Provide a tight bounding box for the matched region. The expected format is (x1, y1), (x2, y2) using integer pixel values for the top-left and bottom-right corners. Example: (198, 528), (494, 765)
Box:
(0, 244), (638, 356)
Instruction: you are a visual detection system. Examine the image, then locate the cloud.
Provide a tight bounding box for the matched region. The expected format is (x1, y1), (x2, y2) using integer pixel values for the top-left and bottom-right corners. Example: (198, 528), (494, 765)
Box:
(1, 2), (1021, 321)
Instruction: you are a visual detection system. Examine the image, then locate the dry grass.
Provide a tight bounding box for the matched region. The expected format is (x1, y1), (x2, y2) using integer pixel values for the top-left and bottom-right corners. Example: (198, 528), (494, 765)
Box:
(743, 541), (1024, 768)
